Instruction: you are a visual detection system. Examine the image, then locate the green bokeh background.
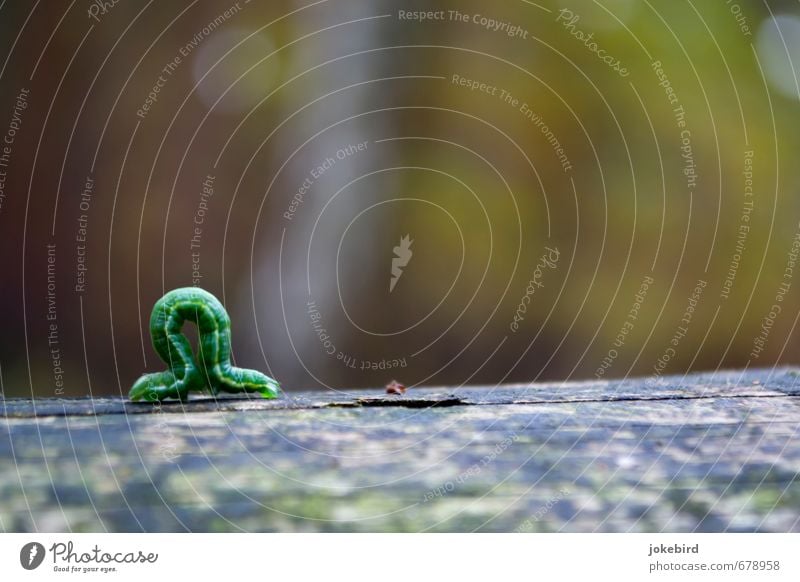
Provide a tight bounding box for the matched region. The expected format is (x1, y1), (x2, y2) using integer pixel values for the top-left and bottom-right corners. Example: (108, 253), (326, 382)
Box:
(0, 0), (798, 396)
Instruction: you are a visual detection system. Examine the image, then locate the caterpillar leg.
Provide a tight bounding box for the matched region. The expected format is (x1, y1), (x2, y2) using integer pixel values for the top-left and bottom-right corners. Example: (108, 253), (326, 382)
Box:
(211, 366), (281, 399)
(129, 371), (190, 402)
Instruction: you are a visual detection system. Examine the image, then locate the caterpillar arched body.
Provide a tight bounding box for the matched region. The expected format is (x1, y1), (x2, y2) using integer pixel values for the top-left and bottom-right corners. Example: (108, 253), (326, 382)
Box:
(129, 287), (280, 402)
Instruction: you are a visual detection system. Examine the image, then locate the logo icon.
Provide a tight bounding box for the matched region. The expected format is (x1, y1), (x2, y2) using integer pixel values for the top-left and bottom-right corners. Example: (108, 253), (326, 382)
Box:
(20, 542), (45, 570)
(389, 234), (413, 292)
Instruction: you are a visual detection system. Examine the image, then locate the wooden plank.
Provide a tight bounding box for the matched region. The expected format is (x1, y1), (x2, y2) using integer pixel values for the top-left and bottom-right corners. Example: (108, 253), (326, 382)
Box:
(3, 366), (799, 418)
(1, 367), (800, 532)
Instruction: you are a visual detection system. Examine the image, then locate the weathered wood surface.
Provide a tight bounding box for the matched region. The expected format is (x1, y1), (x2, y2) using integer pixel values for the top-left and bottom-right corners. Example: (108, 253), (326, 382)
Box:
(1, 368), (800, 532)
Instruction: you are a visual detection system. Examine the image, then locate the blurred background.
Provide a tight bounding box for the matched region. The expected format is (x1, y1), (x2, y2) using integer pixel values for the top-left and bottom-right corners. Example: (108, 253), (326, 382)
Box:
(0, 0), (798, 398)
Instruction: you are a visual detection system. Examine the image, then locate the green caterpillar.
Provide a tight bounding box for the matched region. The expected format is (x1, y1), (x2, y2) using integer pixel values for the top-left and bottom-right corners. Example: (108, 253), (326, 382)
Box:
(129, 287), (281, 402)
